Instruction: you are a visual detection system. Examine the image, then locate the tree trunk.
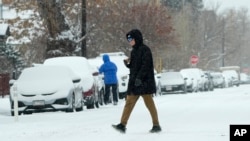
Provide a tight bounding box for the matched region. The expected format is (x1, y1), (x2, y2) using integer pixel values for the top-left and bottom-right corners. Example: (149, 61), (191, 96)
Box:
(37, 0), (76, 58)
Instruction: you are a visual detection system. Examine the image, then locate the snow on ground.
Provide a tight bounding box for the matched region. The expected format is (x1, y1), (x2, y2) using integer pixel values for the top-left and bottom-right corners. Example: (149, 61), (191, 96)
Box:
(0, 85), (250, 141)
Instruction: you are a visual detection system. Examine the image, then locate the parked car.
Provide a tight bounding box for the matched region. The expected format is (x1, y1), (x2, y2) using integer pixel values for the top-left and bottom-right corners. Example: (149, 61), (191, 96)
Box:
(222, 70), (240, 87)
(240, 73), (250, 84)
(157, 72), (187, 94)
(44, 56), (99, 109)
(87, 59), (106, 105)
(9, 66), (83, 116)
(220, 66), (240, 87)
(181, 68), (206, 92)
(154, 70), (161, 95)
(88, 52), (130, 99)
(210, 72), (225, 88)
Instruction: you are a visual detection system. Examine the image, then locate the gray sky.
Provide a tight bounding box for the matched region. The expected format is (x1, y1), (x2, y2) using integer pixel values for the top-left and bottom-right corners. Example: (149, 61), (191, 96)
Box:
(205, 0), (250, 12)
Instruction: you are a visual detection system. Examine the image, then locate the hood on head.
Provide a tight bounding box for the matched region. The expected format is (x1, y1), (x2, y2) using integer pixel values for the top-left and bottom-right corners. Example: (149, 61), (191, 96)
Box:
(126, 29), (143, 47)
(103, 54), (110, 63)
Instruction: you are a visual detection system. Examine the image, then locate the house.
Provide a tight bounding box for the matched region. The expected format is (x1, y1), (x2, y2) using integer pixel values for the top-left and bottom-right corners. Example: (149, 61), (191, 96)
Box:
(0, 23), (10, 44)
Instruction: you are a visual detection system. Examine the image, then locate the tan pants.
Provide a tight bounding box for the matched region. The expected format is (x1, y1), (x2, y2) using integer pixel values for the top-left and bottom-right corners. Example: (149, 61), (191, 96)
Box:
(120, 94), (160, 126)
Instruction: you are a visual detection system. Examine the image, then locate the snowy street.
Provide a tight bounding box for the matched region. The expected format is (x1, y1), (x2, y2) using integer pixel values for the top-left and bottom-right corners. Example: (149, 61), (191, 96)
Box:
(0, 85), (250, 141)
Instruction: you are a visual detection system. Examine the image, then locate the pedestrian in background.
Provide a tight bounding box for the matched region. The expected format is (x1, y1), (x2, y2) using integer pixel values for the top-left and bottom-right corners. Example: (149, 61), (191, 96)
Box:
(99, 54), (118, 105)
(112, 29), (161, 133)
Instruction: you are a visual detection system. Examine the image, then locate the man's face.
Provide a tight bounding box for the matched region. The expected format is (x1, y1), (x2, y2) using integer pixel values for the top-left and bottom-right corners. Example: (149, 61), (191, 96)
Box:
(127, 36), (135, 46)
(129, 39), (135, 46)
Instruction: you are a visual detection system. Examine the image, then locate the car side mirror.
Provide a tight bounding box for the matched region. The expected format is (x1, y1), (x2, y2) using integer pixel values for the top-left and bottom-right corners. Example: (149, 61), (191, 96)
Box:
(92, 72), (99, 76)
(73, 79), (81, 83)
(9, 79), (15, 87)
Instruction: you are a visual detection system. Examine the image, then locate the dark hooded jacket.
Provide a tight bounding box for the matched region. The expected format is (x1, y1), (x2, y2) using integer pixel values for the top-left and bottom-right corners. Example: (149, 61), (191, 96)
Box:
(99, 54), (118, 84)
(125, 29), (156, 95)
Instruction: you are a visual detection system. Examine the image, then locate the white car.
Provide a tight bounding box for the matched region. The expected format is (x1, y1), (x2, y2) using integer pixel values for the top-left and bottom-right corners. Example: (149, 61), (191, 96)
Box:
(240, 73), (250, 84)
(157, 72), (187, 94)
(210, 72), (225, 88)
(87, 59), (105, 105)
(88, 52), (129, 99)
(180, 68), (206, 92)
(44, 56), (99, 109)
(9, 66), (83, 116)
(222, 70), (240, 87)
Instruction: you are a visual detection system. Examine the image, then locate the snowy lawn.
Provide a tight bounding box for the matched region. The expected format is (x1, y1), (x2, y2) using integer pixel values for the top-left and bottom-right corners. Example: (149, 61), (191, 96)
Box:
(0, 85), (250, 141)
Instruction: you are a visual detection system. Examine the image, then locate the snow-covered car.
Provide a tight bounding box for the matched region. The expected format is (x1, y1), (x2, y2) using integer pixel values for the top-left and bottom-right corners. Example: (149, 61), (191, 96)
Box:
(154, 70), (161, 95)
(240, 73), (250, 84)
(180, 68), (206, 92)
(210, 72), (225, 88)
(88, 52), (129, 99)
(9, 66), (83, 116)
(44, 56), (99, 109)
(222, 70), (240, 87)
(180, 69), (196, 92)
(87, 59), (105, 105)
(157, 72), (187, 94)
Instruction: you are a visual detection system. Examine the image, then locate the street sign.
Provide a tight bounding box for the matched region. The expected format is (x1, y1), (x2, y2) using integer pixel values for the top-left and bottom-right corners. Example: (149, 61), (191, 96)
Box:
(190, 55), (199, 65)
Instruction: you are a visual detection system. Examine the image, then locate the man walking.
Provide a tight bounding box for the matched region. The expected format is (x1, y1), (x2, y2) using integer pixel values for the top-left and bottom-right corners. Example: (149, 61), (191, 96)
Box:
(112, 29), (161, 133)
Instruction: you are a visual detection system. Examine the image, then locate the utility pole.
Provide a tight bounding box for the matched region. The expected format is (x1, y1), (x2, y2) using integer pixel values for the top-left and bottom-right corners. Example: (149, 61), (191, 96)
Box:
(0, 0), (3, 20)
(81, 0), (87, 57)
(221, 18), (225, 67)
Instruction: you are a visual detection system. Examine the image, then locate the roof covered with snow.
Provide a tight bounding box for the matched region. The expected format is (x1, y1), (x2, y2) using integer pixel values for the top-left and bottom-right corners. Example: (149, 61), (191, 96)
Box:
(0, 23), (9, 36)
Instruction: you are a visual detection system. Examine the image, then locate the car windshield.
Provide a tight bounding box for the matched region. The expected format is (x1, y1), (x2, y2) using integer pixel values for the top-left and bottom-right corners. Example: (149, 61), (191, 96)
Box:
(18, 66), (72, 82)
(44, 57), (92, 76)
(161, 72), (182, 80)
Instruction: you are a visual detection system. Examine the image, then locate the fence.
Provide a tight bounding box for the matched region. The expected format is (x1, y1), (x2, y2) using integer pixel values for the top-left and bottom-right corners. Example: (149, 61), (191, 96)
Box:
(0, 73), (10, 97)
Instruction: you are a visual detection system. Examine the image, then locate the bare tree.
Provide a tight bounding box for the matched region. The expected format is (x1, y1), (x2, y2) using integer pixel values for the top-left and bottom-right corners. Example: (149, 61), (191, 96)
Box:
(87, 0), (176, 71)
(37, 0), (76, 58)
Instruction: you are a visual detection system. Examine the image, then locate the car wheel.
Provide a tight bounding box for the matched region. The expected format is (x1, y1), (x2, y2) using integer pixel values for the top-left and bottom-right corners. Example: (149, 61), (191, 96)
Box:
(157, 84), (162, 95)
(98, 88), (104, 105)
(66, 94), (75, 112)
(76, 93), (84, 111)
(75, 99), (83, 112)
(86, 103), (95, 109)
(11, 111), (22, 116)
(182, 85), (187, 94)
(95, 101), (99, 108)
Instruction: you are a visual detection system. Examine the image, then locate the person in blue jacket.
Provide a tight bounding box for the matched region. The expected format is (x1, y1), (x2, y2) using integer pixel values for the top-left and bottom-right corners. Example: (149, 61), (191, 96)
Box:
(99, 54), (118, 105)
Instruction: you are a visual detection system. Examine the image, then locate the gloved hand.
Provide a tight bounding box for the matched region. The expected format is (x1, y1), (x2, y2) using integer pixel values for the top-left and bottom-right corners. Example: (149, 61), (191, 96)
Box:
(135, 78), (142, 87)
(123, 58), (130, 65)
(123, 59), (128, 65)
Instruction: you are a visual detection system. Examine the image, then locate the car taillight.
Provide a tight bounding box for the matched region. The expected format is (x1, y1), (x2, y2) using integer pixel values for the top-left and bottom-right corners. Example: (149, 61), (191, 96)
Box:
(83, 85), (94, 97)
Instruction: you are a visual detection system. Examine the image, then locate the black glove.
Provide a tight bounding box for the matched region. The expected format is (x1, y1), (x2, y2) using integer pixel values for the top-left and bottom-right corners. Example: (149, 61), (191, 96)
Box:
(135, 78), (142, 87)
(123, 58), (130, 65)
(123, 59), (128, 65)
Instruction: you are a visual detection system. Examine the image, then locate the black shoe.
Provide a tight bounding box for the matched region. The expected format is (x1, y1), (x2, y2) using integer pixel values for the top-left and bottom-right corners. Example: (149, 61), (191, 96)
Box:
(112, 123), (126, 133)
(150, 125), (161, 133)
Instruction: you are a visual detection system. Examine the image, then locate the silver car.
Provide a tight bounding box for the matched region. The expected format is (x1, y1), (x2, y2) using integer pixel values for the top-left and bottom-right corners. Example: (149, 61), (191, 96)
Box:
(157, 72), (187, 94)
